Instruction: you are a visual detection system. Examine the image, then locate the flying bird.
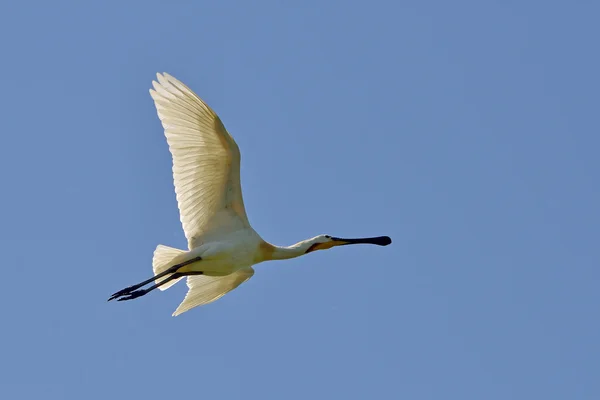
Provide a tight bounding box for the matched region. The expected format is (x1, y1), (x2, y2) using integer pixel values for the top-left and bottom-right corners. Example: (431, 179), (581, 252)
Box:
(108, 73), (391, 316)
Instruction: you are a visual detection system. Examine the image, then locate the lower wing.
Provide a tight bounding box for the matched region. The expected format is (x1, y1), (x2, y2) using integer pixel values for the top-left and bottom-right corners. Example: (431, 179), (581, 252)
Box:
(172, 268), (255, 316)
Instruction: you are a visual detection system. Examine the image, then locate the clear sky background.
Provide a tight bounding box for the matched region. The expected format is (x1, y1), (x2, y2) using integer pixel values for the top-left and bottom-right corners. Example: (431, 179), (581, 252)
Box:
(1, 1), (598, 399)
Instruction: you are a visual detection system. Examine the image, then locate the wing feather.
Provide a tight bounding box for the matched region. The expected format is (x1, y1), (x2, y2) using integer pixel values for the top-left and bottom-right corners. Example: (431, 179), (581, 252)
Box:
(149, 73), (249, 249)
(172, 268), (255, 316)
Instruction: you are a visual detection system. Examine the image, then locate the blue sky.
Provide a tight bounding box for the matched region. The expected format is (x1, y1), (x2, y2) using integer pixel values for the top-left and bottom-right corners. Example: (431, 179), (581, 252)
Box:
(1, 1), (598, 399)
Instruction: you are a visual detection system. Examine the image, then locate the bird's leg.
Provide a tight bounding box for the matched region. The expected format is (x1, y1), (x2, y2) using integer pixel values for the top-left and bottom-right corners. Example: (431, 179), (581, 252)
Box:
(107, 268), (176, 301)
(108, 256), (202, 301)
(116, 271), (204, 302)
(117, 272), (183, 301)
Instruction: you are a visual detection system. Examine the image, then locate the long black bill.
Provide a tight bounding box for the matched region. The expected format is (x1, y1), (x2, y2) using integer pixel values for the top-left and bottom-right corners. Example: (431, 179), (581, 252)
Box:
(330, 236), (392, 246)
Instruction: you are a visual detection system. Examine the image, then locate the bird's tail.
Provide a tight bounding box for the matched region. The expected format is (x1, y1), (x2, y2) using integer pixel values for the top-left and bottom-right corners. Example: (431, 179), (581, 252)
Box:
(153, 244), (186, 290)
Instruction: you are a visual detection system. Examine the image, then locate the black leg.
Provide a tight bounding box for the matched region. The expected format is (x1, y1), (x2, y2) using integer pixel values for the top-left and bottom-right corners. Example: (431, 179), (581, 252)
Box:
(108, 256), (202, 301)
(116, 271), (204, 302)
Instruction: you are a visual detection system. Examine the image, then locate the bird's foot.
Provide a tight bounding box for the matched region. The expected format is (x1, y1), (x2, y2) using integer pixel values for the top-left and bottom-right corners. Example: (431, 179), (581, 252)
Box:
(108, 284), (144, 301)
(115, 289), (148, 302)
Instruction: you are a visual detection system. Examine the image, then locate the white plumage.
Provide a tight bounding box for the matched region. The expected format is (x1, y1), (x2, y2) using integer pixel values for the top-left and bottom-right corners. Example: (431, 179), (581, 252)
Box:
(108, 73), (391, 316)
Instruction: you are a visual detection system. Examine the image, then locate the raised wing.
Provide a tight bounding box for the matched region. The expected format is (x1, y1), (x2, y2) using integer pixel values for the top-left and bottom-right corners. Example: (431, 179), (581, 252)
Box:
(150, 73), (249, 249)
(172, 268), (255, 316)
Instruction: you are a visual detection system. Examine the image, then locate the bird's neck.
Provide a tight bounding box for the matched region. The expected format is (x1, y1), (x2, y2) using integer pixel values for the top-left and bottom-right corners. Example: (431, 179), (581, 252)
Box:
(260, 240), (312, 261)
(270, 244), (308, 260)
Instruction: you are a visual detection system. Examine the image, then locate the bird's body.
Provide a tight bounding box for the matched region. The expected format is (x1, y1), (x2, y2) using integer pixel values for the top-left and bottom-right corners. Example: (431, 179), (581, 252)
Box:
(166, 229), (262, 276)
(109, 73), (391, 316)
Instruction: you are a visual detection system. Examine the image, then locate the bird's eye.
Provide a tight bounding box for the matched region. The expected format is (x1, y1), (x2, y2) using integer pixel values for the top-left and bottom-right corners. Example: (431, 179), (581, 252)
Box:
(325, 235), (331, 239)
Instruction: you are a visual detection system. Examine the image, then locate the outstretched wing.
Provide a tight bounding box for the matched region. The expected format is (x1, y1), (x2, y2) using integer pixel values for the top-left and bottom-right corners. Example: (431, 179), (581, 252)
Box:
(150, 73), (249, 249)
(172, 268), (255, 316)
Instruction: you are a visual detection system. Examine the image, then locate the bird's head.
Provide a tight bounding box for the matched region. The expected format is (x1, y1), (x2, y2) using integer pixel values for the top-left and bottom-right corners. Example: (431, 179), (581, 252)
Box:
(304, 234), (392, 253)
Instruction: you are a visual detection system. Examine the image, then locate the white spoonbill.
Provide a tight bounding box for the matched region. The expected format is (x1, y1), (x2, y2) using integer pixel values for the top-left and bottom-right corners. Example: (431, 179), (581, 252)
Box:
(108, 73), (391, 316)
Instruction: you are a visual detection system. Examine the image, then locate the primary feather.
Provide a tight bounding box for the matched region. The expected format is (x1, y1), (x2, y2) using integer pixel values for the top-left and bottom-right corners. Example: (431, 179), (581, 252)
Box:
(150, 73), (249, 250)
